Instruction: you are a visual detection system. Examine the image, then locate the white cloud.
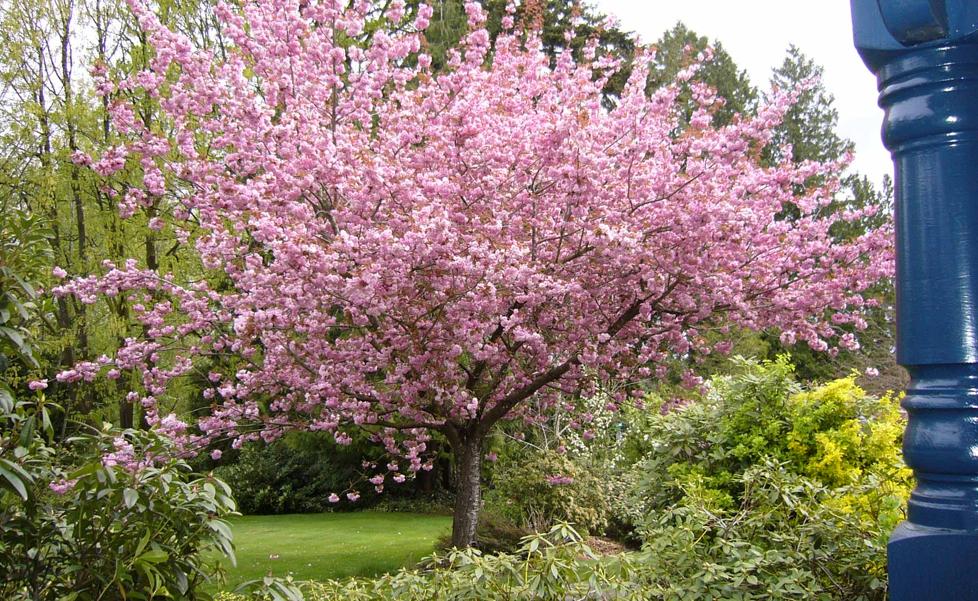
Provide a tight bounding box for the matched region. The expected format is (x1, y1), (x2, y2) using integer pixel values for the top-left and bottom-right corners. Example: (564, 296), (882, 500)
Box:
(591, 0), (891, 187)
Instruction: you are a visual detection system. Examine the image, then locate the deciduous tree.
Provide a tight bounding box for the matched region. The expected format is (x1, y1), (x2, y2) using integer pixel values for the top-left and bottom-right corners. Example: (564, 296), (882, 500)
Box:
(55, 0), (892, 547)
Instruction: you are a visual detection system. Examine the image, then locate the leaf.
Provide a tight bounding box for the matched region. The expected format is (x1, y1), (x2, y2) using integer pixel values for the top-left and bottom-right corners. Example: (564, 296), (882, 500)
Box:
(138, 548), (169, 564)
(207, 518), (232, 540)
(175, 568), (189, 594)
(19, 415), (35, 447)
(68, 462), (99, 479)
(10, 274), (35, 298)
(134, 530), (151, 558)
(123, 487), (138, 508)
(39, 405), (53, 439)
(0, 326), (25, 349)
(0, 387), (14, 413)
(0, 460), (29, 500)
(8, 296), (28, 320)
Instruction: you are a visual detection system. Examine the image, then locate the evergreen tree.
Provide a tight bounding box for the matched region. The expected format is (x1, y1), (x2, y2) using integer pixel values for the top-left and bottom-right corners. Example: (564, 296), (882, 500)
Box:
(768, 45), (852, 165)
(410, 1), (634, 101)
(646, 22), (756, 126)
(763, 46), (900, 390)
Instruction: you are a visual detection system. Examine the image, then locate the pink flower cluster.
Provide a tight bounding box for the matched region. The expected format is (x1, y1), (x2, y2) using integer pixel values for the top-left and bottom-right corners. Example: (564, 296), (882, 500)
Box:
(102, 436), (145, 472)
(49, 478), (78, 495)
(545, 475), (574, 486)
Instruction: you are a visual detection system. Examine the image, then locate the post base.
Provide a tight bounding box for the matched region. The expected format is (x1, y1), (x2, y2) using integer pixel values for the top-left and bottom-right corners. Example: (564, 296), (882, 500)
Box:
(889, 521), (978, 600)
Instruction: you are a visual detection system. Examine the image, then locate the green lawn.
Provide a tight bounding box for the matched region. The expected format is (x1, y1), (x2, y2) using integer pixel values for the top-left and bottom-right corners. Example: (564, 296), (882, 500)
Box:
(216, 512), (452, 589)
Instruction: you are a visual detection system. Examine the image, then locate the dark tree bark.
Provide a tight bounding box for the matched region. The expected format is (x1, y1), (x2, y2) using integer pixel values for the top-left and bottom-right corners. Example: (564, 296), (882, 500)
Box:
(449, 432), (484, 548)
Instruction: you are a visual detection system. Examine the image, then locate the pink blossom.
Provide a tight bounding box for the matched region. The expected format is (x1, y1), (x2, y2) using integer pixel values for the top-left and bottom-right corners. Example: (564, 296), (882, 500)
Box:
(49, 478), (78, 495)
(52, 266), (68, 279)
(210, 449), (223, 460)
(102, 437), (146, 472)
(546, 475), (574, 486)
(346, 492), (360, 502)
(70, 150), (92, 167)
(28, 380), (48, 391)
(328, 493), (340, 503)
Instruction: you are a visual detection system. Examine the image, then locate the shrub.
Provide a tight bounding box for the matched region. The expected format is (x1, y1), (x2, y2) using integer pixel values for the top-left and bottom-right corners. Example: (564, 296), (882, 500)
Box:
(0, 391), (237, 600)
(627, 356), (910, 528)
(305, 523), (640, 601)
(215, 432), (390, 514)
(636, 460), (888, 600)
(372, 493), (454, 516)
(484, 450), (609, 536)
(620, 356), (909, 599)
(435, 510), (532, 555)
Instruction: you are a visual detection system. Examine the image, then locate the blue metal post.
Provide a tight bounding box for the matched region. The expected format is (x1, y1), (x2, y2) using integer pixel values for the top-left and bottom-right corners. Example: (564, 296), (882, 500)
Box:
(852, 1), (978, 599)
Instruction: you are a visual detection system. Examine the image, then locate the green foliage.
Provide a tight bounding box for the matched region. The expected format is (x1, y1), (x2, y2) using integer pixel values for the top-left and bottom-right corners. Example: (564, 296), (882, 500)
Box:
(484, 450), (609, 535)
(617, 357), (909, 599)
(768, 45), (852, 166)
(214, 432), (403, 515)
(436, 510), (531, 555)
(646, 23), (757, 126)
(628, 357), (909, 524)
(372, 493), (453, 515)
(0, 207), (52, 369)
(636, 460), (889, 600)
(0, 0), (221, 427)
(413, 0), (635, 101)
(0, 392), (237, 600)
(301, 523), (640, 601)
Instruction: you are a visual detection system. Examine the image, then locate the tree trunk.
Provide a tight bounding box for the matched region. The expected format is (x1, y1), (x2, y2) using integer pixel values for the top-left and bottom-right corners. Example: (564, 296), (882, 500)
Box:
(450, 432), (483, 548)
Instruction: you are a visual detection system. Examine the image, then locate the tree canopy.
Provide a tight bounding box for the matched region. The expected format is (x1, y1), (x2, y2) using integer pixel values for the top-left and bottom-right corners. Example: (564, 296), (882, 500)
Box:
(50, 0), (893, 546)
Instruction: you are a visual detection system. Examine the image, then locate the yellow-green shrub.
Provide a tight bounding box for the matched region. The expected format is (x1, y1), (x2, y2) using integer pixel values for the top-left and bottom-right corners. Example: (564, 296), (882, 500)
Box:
(619, 357), (910, 599)
(786, 376), (911, 529)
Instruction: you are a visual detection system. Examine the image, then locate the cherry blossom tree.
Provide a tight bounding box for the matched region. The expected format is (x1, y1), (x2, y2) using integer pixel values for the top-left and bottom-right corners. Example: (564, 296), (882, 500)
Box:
(54, 0), (892, 547)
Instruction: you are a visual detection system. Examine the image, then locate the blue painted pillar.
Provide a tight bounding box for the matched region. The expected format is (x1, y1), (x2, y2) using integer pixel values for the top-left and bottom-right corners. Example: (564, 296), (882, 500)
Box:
(852, 1), (978, 599)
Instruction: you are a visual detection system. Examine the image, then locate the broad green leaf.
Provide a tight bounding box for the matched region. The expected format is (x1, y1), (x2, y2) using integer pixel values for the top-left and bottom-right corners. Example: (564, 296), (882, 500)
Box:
(0, 462), (28, 500)
(138, 548), (169, 564)
(0, 326), (25, 348)
(0, 387), (14, 413)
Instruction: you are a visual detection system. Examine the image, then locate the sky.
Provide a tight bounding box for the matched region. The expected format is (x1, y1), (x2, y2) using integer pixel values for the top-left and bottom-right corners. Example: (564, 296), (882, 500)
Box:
(591, 0), (891, 187)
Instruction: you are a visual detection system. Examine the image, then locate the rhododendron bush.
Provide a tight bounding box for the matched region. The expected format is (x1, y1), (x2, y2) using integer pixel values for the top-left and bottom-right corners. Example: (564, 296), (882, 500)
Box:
(55, 0), (892, 546)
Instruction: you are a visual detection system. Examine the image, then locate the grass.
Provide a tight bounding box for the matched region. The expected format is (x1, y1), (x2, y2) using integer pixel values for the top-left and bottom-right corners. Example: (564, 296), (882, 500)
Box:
(215, 511), (452, 589)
